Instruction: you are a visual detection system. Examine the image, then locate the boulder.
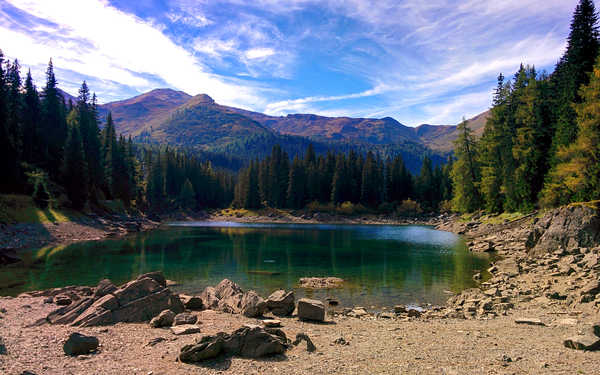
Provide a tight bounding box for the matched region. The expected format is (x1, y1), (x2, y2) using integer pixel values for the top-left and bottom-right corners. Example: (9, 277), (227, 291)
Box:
(45, 272), (184, 327)
(178, 325), (288, 362)
(171, 325), (201, 335)
(564, 326), (600, 351)
(150, 310), (175, 328)
(63, 333), (99, 356)
(266, 290), (295, 316)
(136, 271), (167, 288)
(297, 298), (325, 322)
(54, 294), (72, 306)
(199, 287), (219, 310)
(218, 293), (243, 314)
(215, 279), (243, 299)
(173, 312), (197, 326)
(240, 290), (267, 318)
(93, 279), (117, 298)
(527, 205), (600, 256)
(180, 295), (204, 310)
(263, 319), (281, 327)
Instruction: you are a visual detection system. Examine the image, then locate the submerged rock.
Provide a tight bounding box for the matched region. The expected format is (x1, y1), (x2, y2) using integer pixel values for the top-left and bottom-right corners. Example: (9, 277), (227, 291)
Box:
(299, 277), (344, 289)
(178, 325), (288, 362)
(63, 333), (99, 356)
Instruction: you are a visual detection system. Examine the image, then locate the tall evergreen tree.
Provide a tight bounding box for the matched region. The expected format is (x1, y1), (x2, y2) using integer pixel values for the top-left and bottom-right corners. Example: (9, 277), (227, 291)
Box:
(62, 110), (88, 209)
(541, 56), (600, 206)
(41, 59), (67, 179)
(451, 118), (481, 213)
(551, 0), (599, 150)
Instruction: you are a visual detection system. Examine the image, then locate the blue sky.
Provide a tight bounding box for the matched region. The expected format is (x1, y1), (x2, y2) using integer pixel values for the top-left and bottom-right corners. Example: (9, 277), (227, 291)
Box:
(0, 0), (583, 125)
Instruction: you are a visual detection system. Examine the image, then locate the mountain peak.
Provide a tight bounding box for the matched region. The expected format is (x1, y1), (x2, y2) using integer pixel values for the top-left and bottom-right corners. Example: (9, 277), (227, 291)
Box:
(189, 94), (215, 105)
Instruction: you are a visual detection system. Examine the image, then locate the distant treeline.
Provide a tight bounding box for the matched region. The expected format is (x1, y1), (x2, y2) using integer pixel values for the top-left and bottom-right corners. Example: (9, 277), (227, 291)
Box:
(233, 144), (452, 213)
(451, 0), (600, 213)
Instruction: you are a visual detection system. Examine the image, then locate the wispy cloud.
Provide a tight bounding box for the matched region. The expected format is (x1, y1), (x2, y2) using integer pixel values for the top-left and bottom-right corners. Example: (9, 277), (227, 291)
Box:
(0, 0), (264, 108)
(0, 0), (581, 125)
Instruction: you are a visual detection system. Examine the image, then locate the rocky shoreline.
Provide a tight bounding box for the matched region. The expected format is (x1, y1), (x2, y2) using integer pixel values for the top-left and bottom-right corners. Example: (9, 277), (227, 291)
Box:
(0, 213), (160, 254)
(1, 205), (599, 374)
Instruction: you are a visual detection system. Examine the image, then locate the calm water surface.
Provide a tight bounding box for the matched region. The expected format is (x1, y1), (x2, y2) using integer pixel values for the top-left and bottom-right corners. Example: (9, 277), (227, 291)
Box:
(0, 223), (490, 307)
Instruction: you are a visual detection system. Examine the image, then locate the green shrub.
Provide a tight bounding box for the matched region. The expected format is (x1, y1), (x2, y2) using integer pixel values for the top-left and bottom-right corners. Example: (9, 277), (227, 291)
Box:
(396, 199), (422, 216)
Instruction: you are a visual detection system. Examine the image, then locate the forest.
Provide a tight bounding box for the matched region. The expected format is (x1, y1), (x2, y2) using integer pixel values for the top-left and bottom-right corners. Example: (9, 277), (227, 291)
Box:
(451, 0), (600, 213)
(0, 0), (598, 216)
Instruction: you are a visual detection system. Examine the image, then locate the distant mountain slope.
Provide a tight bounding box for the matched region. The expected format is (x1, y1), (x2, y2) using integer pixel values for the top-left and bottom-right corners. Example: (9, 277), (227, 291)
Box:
(135, 94), (273, 150)
(96, 88), (490, 172)
(101, 88), (191, 134)
(413, 110), (491, 153)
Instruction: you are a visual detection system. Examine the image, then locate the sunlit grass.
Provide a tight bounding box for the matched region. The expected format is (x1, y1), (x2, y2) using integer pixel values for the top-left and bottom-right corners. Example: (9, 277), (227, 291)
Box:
(0, 194), (80, 224)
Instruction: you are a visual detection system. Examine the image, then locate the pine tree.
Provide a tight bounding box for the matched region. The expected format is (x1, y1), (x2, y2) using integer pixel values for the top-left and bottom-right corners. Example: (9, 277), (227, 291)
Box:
(551, 0), (599, 150)
(178, 178), (196, 209)
(62, 110), (88, 209)
(541, 56), (600, 205)
(22, 69), (41, 165)
(41, 59), (67, 179)
(479, 74), (508, 212)
(288, 155), (306, 208)
(451, 118), (481, 213)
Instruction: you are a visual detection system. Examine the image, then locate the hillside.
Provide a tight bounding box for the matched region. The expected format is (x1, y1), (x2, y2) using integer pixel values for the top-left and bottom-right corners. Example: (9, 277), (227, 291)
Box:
(95, 88), (489, 172)
(101, 89), (191, 134)
(414, 110), (490, 153)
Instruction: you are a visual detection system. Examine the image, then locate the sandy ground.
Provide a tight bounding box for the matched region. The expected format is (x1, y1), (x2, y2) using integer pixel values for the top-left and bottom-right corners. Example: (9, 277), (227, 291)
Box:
(0, 291), (598, 375)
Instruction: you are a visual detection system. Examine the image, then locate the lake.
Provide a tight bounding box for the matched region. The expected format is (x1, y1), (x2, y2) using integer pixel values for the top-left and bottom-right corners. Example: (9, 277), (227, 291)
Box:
(0, 222), (490, 307)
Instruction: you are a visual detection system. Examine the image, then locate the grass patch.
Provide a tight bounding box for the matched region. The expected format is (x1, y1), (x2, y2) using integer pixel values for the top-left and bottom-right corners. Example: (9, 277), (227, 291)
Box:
(0, 194), (80, 224)
(217, 208), (261, 217)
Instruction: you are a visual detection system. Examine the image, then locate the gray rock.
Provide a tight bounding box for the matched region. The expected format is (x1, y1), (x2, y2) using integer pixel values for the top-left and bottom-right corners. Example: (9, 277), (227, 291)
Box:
(515, 318), (545, 326)
(180, 294), (204, 310)
(581, 279), (600, 296)
(199, 286), (219, 309)
(564, 326), (600, 351)
(54, 294), (72, 306)
(266, 290), (295, 316)
(150, 310), (175, 328)
(171, 324), (201, 335)
(178, 325), (288, 362)
(215, 279), (243, 299)
(93, 279), (117, 298)
(240, 290), (267, 318)
(173, 312), (197, 326)
(136, 271), (167, 288)
(63, 333), (99, 356)
(297, 298), (325, 322)
(46, 272), (184, 327)
(527, 206), (600, 256)
(293, 332), (316, 352)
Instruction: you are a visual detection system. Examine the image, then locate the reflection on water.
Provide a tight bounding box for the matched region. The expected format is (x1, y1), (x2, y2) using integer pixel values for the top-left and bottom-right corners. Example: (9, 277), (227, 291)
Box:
(0, 223), (490, 307)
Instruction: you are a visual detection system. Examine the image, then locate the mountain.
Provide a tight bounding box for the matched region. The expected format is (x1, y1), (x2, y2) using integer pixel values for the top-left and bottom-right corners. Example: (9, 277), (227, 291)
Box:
(57, 88), (78, 105)
(101, 88), (191, 134)
(96, 88), (489, 172)
(414, 110), (490, 153)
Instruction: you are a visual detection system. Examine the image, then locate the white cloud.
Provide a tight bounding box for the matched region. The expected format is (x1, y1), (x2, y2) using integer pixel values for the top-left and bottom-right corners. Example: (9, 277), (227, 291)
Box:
(264, 84), (389, 115)
(1, 0), (263, 108)
(245, 47), (275, 60)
